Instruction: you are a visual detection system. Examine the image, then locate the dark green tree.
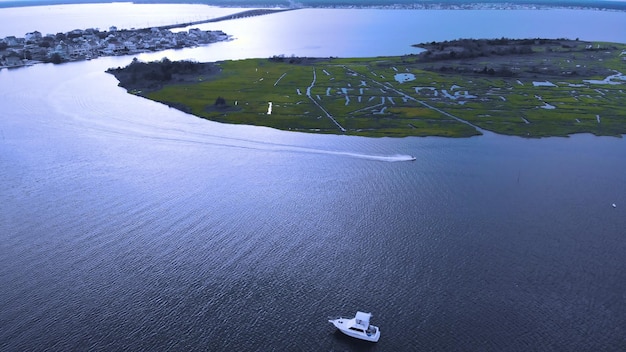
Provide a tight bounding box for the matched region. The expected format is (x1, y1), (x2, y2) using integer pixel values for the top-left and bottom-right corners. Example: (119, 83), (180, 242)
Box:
(50, 53), (63, 64)
(214, 96), (226, 107)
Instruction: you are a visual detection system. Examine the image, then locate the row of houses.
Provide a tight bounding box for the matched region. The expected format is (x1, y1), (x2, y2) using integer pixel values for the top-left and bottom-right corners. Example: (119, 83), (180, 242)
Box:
(0, 26), (228, 68)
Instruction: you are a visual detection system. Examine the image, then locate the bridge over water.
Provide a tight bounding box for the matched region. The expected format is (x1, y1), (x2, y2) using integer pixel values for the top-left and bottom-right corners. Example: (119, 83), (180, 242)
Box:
(157, 8), (295, 30)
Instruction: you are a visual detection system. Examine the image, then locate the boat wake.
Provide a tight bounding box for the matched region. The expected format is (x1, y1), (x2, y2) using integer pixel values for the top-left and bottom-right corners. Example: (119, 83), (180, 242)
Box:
(186, 134), (417, 162)
(46, 75), (416, 163)
(170, 135), (417, 162)
(127, 129), (417, 162)
(319, 151), (416, 162)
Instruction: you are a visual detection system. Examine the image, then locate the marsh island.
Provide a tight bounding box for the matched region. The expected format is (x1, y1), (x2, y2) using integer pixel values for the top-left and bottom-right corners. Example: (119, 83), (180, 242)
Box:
(108, 38), (626, 138)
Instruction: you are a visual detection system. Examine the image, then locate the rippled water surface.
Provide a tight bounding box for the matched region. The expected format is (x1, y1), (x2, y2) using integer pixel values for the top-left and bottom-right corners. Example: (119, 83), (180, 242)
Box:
(1, 4), (626, 351)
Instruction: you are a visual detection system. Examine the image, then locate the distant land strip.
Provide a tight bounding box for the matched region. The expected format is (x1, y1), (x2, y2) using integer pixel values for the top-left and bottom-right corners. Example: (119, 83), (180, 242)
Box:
(2, 1), (626, 12)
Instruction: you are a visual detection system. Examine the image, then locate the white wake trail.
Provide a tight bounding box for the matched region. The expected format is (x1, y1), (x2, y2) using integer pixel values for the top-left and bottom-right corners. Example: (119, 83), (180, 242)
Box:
(322, 151), (416, 162)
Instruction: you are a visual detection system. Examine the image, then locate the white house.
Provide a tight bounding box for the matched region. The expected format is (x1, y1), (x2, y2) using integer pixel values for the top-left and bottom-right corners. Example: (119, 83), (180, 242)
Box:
(24, 31), (42, 42)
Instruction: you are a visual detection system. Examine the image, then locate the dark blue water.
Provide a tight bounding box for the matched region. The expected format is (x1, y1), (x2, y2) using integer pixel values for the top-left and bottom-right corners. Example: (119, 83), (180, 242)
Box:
(2, 5), (626, 351)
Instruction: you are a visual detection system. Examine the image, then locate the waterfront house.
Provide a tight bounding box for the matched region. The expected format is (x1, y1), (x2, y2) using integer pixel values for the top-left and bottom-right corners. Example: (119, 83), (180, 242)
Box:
(3, 36), (20, 47)
(3, 54), (24, 67)
(54, 41), (69, 58)
(24, 31), (42, 43)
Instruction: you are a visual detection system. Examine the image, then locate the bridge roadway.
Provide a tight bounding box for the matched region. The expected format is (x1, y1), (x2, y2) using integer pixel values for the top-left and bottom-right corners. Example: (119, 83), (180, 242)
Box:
(156, 8), (295, 30)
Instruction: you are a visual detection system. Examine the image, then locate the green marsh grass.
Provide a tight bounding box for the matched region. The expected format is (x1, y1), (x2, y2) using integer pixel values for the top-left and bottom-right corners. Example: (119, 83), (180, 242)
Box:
(139, 40), (626, 138)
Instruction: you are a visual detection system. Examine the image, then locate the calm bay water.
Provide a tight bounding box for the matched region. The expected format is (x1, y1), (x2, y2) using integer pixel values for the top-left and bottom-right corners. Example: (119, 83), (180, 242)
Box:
(1, 4), (626, 351)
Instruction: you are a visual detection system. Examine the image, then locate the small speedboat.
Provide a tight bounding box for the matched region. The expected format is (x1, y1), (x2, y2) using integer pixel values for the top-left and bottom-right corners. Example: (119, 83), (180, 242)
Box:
(328, 311), (380, 342)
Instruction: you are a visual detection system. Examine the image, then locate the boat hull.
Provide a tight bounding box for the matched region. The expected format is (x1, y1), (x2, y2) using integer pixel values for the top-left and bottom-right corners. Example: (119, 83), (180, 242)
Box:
(328, 318), (380, 342)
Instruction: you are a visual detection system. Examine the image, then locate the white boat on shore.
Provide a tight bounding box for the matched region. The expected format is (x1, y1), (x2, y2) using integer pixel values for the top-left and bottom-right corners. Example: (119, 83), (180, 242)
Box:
(328, 311), (380, 342)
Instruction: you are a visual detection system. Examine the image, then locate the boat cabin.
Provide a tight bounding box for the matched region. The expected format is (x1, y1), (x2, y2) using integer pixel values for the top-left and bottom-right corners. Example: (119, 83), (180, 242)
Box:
(355, 311), (372, 328)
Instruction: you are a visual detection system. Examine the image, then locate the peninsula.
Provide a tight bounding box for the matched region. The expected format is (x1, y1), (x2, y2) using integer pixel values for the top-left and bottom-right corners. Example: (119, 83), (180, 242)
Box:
(0, 9), (288, 68)
(0, 26), (227, 68)
(108, 38), (626, 138)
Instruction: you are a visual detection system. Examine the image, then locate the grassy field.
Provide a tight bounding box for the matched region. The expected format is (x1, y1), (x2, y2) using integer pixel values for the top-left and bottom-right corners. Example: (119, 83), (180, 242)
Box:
(115, 39), (626, 138)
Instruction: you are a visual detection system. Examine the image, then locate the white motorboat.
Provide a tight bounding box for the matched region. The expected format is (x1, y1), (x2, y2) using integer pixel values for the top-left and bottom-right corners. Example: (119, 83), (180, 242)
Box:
(328, 311), (380, 342)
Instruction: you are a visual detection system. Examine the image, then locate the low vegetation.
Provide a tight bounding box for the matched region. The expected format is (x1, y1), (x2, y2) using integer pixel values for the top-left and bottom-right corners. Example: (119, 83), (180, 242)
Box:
(108, 38), (626, 138)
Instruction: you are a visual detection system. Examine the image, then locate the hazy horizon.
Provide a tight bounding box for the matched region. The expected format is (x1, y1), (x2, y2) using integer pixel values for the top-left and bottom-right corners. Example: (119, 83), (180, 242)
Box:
(1, 0), (625, 10)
